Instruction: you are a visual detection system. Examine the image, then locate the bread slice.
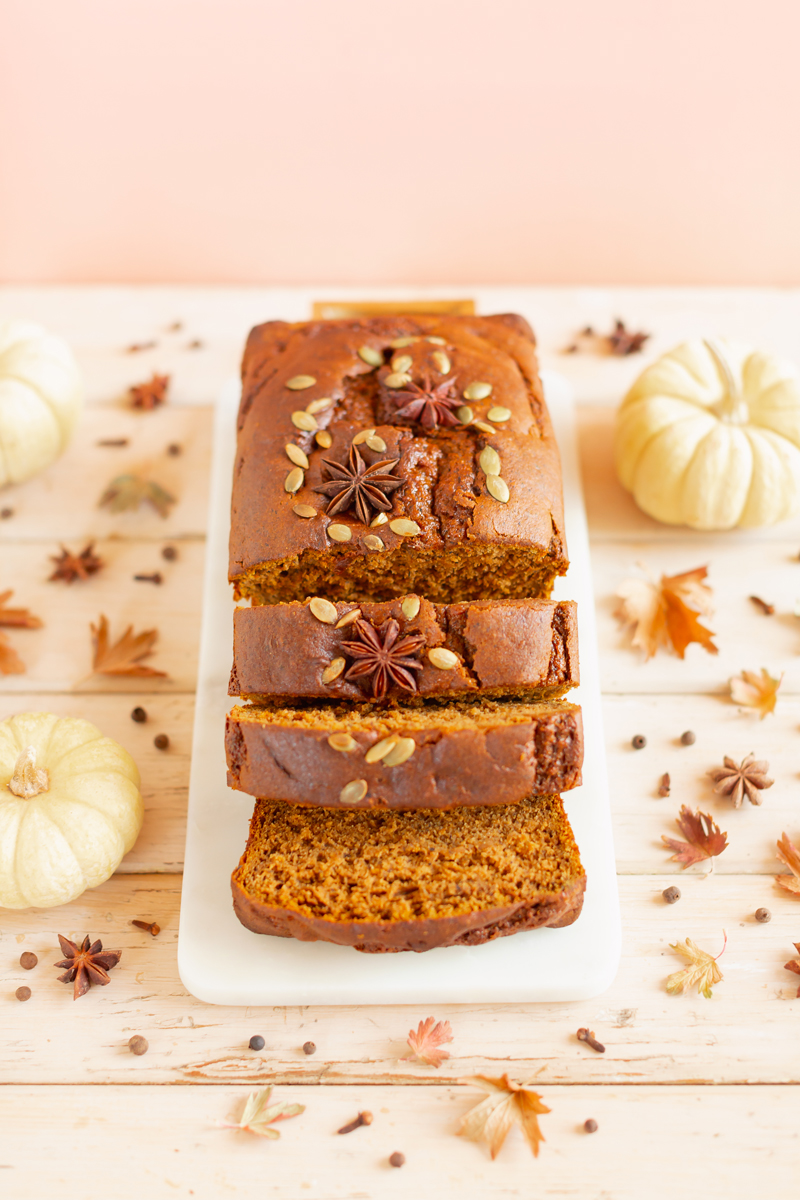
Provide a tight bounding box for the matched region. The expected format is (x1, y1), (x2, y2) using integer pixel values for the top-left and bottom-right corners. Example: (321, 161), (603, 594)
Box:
(232, 793), (585, 953)
(226, 697), (583, 810)
(230, 596), (578, 705)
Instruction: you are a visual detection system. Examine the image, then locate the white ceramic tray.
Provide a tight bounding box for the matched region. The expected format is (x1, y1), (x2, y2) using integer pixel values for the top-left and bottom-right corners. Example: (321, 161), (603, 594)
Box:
(178, 370), (621, 1005)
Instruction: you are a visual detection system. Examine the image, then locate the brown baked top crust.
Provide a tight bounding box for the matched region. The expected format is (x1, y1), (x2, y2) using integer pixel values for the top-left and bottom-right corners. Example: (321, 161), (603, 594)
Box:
(229, 313), (568, 603)
(226, 697), (583, 809)
(229, 596), (579, 704)
(231, 792), (585, 952)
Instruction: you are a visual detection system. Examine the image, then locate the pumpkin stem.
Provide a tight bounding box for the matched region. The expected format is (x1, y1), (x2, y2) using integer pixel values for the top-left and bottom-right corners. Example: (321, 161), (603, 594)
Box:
(8, 746), (50, 798)
(704, 339), (749, 425)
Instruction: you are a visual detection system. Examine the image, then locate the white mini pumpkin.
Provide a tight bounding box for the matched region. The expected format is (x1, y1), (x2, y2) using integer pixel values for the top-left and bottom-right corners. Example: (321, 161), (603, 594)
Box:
(0, 319), (83, 488)
(0, 712), (143, 909)
(615, 339), (800, 530)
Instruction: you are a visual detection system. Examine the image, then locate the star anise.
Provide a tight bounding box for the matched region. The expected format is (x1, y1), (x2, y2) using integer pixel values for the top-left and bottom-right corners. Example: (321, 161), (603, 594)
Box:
(340, 618), (425, 700)
(54, 934), (122, 1000)
(392, 372), (463, 430)
(49, 542), (105, 584)
(313, 442), (404, 525)
(607, 319), (650, 356)
(129, 373), (170, 410)
(707, 754), (774, 808)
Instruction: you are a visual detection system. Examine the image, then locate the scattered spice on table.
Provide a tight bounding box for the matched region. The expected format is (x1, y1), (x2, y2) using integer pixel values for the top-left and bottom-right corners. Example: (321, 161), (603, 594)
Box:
(55, 934), (121, 1000)
(631, 734), (646, 750)
(15, 986), (32, 1001)
(680, 730), (696, 746)
(154, 734), (169, 750)
(657, 772), (671, 797)
(749, 595), (775, 615)
(167, 442), (182, 456)
(662, 806), (728, 869)
(96, 438), (129, 447)
(133, 572), (163, 585)
(406, 1017), (453, 1067)
(775, 833), (800, 896)
(784, 943), (800, 996)
(162, 545), (178, 561)
(90, 615), (167, 678)
(249, 1035), (265, 1051)
(663, 886), (681, 904)
(128, 1035), (149, 1056)
(729, 668), (782, 719)
(616, 566), (717, 660)
(131, 706), (147, 723)
(188, 339), (204, 350)
(584, 1119), (598, 1134)
(99, 473), (176, 518)
(302, 1041), (316, 1055)
(220, 1086), (305, 1139)
(458, 1075), (550, 1159)
(129, 372), (170, 410)
(665, 932), (726, 999)
(388, 1152), (405, 1168)
(19, 952), (38, 969)
(131, 919), (160, 936)
(708, 754), (773, 807)
(562, 319), (650, 356)
(49, 542), (104, 584)
(126, 341), (157, 353)
(337, 1111), (372, 1134)
(576, 1028), (605, 1053)
(167, 321), (183, 332)
(755, 908), (771, 923)
(0, 506), (14, 518)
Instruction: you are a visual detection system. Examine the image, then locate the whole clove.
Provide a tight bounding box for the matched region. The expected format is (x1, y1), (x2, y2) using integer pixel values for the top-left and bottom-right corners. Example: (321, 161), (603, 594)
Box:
(131, 920), (160, 936)
(577, 1027), (605, 1053)
(749, 595), (775, 616)
(337, 1111), (373, 1135)
(133, 573), (163, 585)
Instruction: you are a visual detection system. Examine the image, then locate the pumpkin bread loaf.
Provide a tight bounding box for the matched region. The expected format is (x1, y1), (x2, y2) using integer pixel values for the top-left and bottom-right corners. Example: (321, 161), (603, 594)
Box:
(229, 313), (568, 604)
(231, 792), (585, 953)
(226, 697), (583, 810)
(230, 595), (579, 705)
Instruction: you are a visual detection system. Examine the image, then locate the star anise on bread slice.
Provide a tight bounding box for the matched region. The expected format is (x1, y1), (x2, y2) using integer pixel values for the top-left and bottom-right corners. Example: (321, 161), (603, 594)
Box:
(392, 372), (463, 430)
(55, 934), (122, 1000)
(314, 442), (404, 525)
(707, 754), (773, 808)
(49, 542), (105, 584)
(340, 617), (425, 700)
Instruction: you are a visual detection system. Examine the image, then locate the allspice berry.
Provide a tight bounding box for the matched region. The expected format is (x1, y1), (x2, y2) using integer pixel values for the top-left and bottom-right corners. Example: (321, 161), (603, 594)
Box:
(249, 1035), (265, 1051)
(662, 886), (681, 904)
(389, 1152), (405, 1168)
(584, 1119), (598, 1133)
(154, 734), (169, 750)
(302, 1041), (316, 1055)
(19, 952), (38, 970)
(680, 730), (696, 746)
(15, 986), (32, 1002)
(131, 706), (147, 723)
(162, 545), (178, 562)
(631, 734), (646, 750)
(755, 907), (772, 923)
(128, 1035), (149, 1056)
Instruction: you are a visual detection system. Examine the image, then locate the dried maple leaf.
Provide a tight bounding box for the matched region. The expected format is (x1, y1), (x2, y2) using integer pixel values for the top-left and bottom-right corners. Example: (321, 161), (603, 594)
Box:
(0, 590), (43, 629)
(784, 942), (800, 997)
(0, 633), (25, 675)
(90, 614), (167, 678)
(615, 566), (717, 660)
(406, 1017), (453, 1067)
(776, 833), (800, 897)
(98, 473), (176, 518)
(458, 1074), (550, 1160)
(129, 372), (170, 410)
(49, 542), (105, 584)
(730, 669), (782, 720)
(220, 1086), (305, 1139)
(707, 754), (773, 807)
(666, 932), (726, 999)
(662, 806), (728, 869)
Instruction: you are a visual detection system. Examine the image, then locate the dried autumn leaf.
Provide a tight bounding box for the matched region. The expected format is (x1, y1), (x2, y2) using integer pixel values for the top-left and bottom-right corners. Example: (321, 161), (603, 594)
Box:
(406, 1017), (453, 1067)
(90, 614), (167, 678)
(0, 590), (43, 629)
(220, 1086), (305, 1139)
(784, 942), (800, 997)
(730, 668), (782, 719)
(458, 1074), (549, 1160)
(666, 932), (727, 999)
(0, 633), (25, 675)
(98, 473), (176, 518)
(615, 566), (717, 660)
(776, 833), (800, 897)
(662, 806), (728, 870)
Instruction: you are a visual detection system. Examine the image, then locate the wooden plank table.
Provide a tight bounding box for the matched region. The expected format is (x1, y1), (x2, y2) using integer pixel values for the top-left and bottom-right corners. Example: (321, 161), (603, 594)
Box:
(1, 287), (799, 1198)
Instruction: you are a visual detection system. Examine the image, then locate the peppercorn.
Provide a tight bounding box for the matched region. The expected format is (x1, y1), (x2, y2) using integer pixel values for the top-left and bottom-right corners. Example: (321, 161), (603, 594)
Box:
(755, 907), (772, 923)
(302, 1041), (316, 1055)
(0, 507), (13, 519)
(162, 545), (178, 562)
(249, 1035), (265, 1051)
(584, 1119), (598, 1133)
(662, 886), (681, 904)
(154, 734), (169, 750)
(389, 1152), (405, 1168)
(128, 1036), (149, 1056)
(167, 443), (182, 456)
(19, 952), (37, 970)
(632, 734), (646, 750)
(680, 730), (696, 746)
(131, 706), (147, 723)
(15, 987), (31, 1002)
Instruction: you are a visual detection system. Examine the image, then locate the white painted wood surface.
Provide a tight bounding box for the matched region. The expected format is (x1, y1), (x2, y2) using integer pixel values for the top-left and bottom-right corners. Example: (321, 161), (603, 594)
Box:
(1, 287), (798, 1198)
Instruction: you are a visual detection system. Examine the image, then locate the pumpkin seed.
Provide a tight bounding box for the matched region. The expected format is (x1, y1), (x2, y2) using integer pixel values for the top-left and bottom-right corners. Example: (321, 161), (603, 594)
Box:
(364, 534), (385, 551)
(384, 372), (411, 389)
(286, 443), (309, 468)
(479, 446), (501, 476)
(401, 596), (420, 620)
(321, 656), (346, 684)
(486, 475), (510, 503)
(306, 396), (333, 415)
(389, 518), (421, 537)
(293, 503), (317, 519)
(352, 428), (376, 445)
(391, 354), (413, 374)
(328, 523), (352, 542)
(284, 467), (305, 493)
(432, 350), (451, 374)
(366, 434), (387, 452)
(286, 374), (316, 390)
(427, 336), (446, 345)
(473, 419), (495, 434)
(292, 410), (318, 432)
(358, 345), (383, 367)
(328, 732), (357, 752)
(456, 405), (474, 424)
(340, 778), (368, 804)
(335, 607), (362, 628)
(390, 336), (418, 348)
(428, 646), (459, 670)
(315, 429), (333, 448)
(487, 405), (511, 423)
(383, 737), (416, 766)
(309, 597), (338, 624)
(463, 381), (492, 401)
(365, 736), (399, 764)
(371, 512), (389, 527)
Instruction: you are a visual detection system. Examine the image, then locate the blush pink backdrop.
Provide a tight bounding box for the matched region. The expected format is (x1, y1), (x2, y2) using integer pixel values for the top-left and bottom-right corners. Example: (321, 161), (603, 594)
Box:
(1, 0), (798, 285)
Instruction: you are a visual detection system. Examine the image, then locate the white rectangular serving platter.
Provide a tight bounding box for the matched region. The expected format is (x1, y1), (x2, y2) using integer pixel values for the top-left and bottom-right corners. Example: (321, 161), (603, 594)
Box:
(178, 369), (621, 1005)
